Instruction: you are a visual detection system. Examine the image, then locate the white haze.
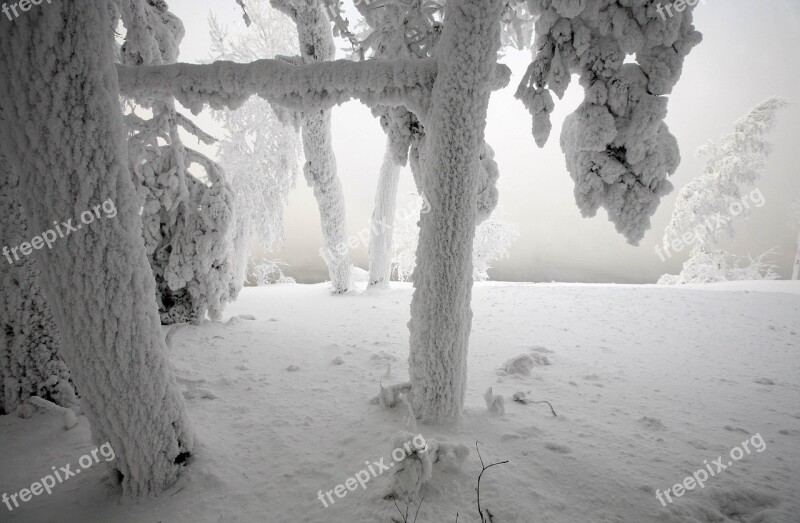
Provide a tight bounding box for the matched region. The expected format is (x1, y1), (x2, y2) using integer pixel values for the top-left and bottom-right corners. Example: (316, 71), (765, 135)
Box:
(169, 0), (800, 283)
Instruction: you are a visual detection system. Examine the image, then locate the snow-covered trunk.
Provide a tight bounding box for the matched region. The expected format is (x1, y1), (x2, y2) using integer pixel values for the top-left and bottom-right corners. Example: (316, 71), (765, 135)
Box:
(303, 111), (351, 293)
(293, 0), (351, 293)
(0, 154), (77, 415)
(368, 143), (402, 287)
(408, 0), (503, 423)
(793, 230), (800, 280)
(0, 1), (193, 495)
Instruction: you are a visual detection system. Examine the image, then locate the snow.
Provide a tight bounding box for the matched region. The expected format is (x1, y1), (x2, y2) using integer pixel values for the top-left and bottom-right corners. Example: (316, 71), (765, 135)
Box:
(2, 281), (798, 522)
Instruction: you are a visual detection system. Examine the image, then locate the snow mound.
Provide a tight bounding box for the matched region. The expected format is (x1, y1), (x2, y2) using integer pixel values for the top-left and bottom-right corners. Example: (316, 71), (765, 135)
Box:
(500, 353), (550, 375)
(388, 431), (469, 500)
(351, 266), (370, 284)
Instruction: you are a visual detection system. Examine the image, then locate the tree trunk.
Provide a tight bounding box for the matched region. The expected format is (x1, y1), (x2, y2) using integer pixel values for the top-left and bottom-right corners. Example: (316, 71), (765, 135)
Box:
(0, 153), (77, 416)
(408, 0), (504, 422)
(793, 230), (800, 281)
(369, 142), (403, 287)
(0, 1), (193, 495)
(303, 110), (351, 293)
(291, 0), (351, 294)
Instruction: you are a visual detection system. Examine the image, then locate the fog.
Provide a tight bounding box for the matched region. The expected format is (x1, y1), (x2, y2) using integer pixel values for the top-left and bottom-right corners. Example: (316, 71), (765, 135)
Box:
(169, 0), (800, 283)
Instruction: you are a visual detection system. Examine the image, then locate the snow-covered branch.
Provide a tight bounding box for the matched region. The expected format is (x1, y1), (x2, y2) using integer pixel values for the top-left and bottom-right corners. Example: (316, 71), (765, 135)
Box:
(116, 58), (510, 116)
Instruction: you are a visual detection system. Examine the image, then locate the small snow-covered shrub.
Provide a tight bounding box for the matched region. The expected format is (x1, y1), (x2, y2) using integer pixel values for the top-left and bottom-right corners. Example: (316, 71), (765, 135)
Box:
(388, 431), (469, 500)
(251, 260), (295, 285)
(659, 248), (781, 285)
(372, 382), (412, 409)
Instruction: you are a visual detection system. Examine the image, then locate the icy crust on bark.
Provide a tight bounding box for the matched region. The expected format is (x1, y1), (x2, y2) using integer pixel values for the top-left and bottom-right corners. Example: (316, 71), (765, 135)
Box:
(368, 143), (403, 287)
(0, 153), (77, 415)
(517, 0), (702, 244)
(121, 0), (239, 323)
(0, 1), (193, 495)
(408, 0), (504, 423)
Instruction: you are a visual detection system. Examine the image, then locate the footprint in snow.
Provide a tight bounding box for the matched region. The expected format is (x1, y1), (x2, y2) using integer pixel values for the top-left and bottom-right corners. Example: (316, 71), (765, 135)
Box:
(332, 356), (345, 365)
(544, 442), (571, 454)
(754, 378), (776, 385)
(638, 417), (666, 431)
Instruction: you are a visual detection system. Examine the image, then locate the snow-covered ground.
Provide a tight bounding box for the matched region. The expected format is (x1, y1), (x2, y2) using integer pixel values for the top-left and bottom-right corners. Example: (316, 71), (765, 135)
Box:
(1, 281), (798, 522)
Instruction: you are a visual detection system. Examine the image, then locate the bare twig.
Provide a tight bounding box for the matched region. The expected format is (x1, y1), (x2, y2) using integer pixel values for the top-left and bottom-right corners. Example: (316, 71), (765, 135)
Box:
(475, 442), (509, 523)
(394, 497), (424, 522)
(413, 497), (425, 523)
(512, 392), (557, 416)
(530, 400), (557, 417)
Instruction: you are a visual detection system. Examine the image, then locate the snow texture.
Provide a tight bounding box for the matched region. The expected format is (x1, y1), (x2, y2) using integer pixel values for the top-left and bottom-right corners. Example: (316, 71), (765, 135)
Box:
(0, 0), (193, 495)
(408, 0), (505, 422)
(792, 198), (800, 280)
(0, 150), (77, 416)
(517, 0), (702, 244)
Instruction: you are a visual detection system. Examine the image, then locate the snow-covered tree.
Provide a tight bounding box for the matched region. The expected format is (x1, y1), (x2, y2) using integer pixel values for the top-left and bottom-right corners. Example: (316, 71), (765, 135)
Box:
(473, 210), (520, 281)
(0, 150), (77, 416)
(251, 259), (296, 285)
(392, 198), (518, 282)
(790, 198), (800, 280)
(659, 98), (788, 284)
(0, 0), (193, 495)
(121, 0), (239, 323)
(208, 2), (302, 276)
(271, 0), (352, 294)
(117, 0), (700, 423)
(341, 0), (439, 288)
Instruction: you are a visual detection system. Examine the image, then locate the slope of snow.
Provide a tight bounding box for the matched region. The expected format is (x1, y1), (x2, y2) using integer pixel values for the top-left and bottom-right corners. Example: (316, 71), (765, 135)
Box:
(1, 282), (798, 522)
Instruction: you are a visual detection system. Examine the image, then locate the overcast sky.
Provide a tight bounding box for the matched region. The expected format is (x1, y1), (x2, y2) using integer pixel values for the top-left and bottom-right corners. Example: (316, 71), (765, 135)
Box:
(168, 0), (800, 283)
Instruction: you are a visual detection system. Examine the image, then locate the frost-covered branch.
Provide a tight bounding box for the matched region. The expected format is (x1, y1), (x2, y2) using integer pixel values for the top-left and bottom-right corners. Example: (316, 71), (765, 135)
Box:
(517, 1), (703, 244)
(117, 58), (510, 116)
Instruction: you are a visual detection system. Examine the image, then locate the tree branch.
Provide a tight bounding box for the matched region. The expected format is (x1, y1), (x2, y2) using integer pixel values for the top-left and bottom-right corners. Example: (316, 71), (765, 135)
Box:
(116, 59), (510, 117)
